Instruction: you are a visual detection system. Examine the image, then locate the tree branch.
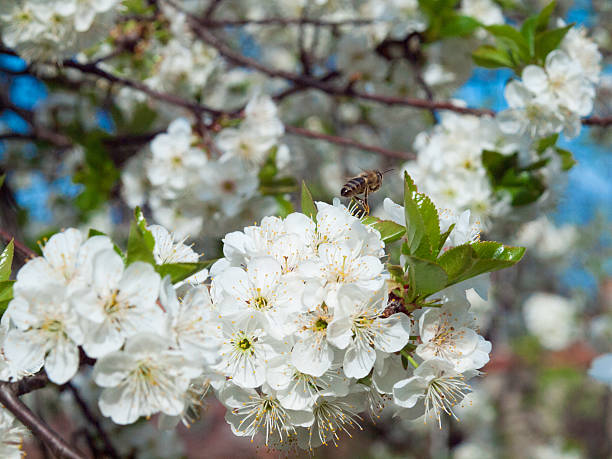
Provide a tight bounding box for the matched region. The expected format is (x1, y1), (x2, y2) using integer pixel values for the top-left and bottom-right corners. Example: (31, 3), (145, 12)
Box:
(164, 0), (611, 126)
(583, 116), (612, 126)
(284, 125), (414, 160)
(0, 383), (84, 459)
(65, 382), (119, 459)
(197, 17), (381, 28)
(60, 61), (224, 118)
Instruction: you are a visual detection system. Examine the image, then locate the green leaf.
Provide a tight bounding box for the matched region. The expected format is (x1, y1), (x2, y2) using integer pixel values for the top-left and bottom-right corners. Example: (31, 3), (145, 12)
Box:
(405, 256), (448, 299)
(521, 16), (538, 57)
(482, 150), (516, 181)
(126, 207), (155, 265)
(486, 24), (530, 61)
(387, 264), (405, 283)
(414, 192), (439, 257)
(535, 133), (559, 154)
(536, 1), (556, 32)
(0, 174), (5, 189)
(403, 174), (424, 254)
(438, 223), (456, 254)
(71, 130), (120, 215)
(482, 150), (547, 206)
(403, 171), (417, 195)
(0, 240), (14, 282)
(439, 15), (481, 38)
(555, 147), (577, 171)
(258, 148), (279, 184)
(438, 242), (525, 286)
(498, 169), (546, 206)
(362, 217), (406, 244)
(0, 279), (14, 315)
(472, 45), (515, 69)
(0, 280), (14, 303)
(275, 195), (294, 218)
(301, 181), (317, 220)
(535, 24), (573, 60)
(155, 261), (214, 284)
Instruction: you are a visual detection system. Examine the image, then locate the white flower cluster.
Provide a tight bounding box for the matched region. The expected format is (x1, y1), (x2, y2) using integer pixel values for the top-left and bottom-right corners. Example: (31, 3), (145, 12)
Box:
(206, 199), (492, 448)
(121, 94), (289, 238)
(0, 195), (494, 450)
(498, 47), (599, 140)
(401, 26), (601, 228)
(0, 0), (122, 62)
(402, 111), (515, 228)
(0, 227), (222, 426)
(0, 407), (28, 459)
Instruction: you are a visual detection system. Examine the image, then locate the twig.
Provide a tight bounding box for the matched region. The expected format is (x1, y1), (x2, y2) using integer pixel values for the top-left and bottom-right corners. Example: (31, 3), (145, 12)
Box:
(197, 17), (381, 28)
(168, 1), (610, 126)
(583, 115), (612, 126)
(65, 382), (119, 459)
(284, 125), (415, 160)
(0, 383), (84, 459)
(60, 60), (223, 118)
(203, 0), (224, 18)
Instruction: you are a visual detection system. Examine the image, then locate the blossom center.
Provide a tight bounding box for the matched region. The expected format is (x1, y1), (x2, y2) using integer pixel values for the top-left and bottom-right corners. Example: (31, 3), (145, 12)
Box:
(249, 295), (269, 310)
(238, 338), (251, 350)
(104, 291), (122, 315)
(41, 319), (63, 334)
(221, 180), (236, 192)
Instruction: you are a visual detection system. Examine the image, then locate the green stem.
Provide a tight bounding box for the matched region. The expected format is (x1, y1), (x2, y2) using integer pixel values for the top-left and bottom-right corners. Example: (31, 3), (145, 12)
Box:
(400, 348), (419, 368)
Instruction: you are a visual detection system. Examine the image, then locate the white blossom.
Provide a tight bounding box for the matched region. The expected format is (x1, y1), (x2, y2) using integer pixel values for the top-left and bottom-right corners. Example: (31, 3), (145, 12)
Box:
(93, 333), (202, 425)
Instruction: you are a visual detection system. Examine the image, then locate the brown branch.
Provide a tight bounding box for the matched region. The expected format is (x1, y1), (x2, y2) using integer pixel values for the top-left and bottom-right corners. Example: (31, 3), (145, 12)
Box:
(582, 116), (612, 126)
(65, 382), (119, 459)
(60, 61), (224, 118)
(165, 1), (610, 125)
(203, 0), (224, 18)
(198, 17), (380, 28)
(0, 383), (84, 459)
(284, 125), (414, 160)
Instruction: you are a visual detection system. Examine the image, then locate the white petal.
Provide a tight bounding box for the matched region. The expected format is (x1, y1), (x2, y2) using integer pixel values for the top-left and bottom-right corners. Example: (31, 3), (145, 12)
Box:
(93, 352), (134, 387)
(393, 377), (426, 408)
(291, 339), (333, 377)
(373, 314), (412, 353)
(326, 317), (353, 349)
(44, 338), (79, 384)
(522, 66), (549, 93)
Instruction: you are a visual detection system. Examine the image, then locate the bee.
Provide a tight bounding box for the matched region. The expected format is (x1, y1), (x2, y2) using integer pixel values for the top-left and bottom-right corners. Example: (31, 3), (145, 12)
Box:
(341, 169), (391, 216)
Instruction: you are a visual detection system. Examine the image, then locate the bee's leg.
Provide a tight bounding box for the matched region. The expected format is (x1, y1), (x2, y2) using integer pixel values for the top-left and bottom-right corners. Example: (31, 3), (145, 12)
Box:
(362, 188), (370, 216)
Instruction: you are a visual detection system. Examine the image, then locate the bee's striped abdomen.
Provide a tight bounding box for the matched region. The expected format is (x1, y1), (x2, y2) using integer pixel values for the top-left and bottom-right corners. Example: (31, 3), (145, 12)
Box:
(341, 176), (367, 197)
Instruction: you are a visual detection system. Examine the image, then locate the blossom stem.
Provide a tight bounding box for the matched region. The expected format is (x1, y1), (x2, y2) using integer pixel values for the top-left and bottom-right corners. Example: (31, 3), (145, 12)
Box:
(407, 356), (419, 369)
(400, 348), (419, 368)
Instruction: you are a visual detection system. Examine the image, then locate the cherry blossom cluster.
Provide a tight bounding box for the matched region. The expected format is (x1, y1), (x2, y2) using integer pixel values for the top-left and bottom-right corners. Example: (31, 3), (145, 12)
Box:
(498, 26), (601, 140)
(0, 188), (503, 451)
(402, 111), (516, 228)
(121, 94), (289, 238)
(401, 25), (602, 229)
(205, 197), (493, 448)
(0, 225), (222, 428)
(0, 0), (122, 62)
